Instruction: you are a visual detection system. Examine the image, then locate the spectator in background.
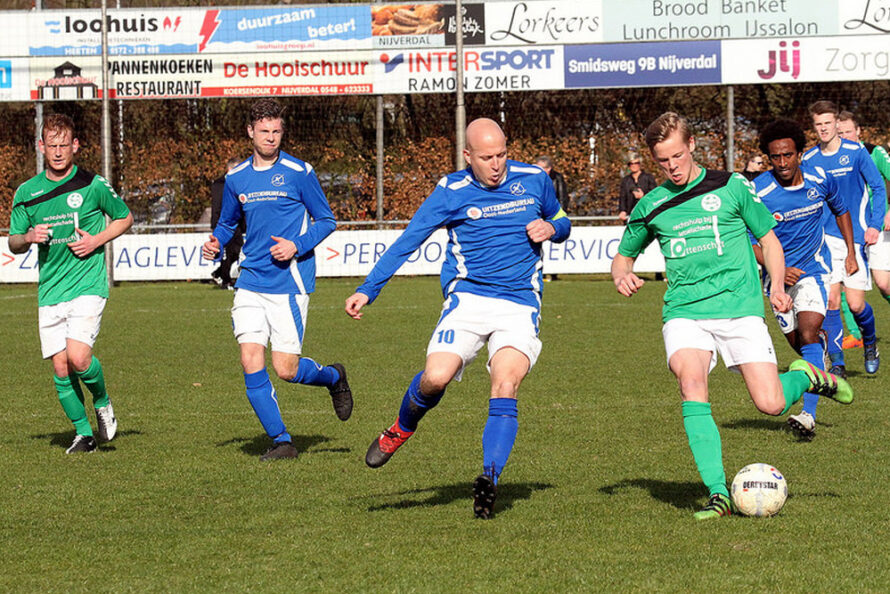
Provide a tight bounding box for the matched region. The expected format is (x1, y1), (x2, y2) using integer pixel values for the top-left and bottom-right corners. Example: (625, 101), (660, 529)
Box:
(210, 157), (246, 289)
(741, 152), (766, 181)
(617, 152), (657, 224)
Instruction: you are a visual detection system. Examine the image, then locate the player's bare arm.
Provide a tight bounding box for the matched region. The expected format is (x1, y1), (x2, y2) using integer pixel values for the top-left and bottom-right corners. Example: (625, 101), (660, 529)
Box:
(269, 235), (297, 261)
(611, 253), (645, 297)
(758, 230), (792, 313)
(344, 292), (370, 320)
(8, 224), (52, 254)
(202, 234), (220, 260)
(525, 219), (555, 243)
(67, 213), (133, 258)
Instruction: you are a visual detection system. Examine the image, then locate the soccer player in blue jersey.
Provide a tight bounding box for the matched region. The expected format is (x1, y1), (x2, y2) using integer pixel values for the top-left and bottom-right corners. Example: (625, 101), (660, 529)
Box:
(202, 99), (352, 461)
(344, 118), (570, 519)
(803, 100), (887, 378)
(752, 119), (857, 439)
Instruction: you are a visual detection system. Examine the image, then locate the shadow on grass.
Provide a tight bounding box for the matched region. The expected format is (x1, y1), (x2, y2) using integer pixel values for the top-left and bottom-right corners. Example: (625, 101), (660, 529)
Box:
(721, 418), (787, 432)
(30, 429), (143, 451)
(217, 433), (349, 457)
(367, 481), (553, 514)
(599, 479), (705, 510)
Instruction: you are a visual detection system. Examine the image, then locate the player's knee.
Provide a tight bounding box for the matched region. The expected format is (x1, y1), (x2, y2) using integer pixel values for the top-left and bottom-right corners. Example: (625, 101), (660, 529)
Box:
(421, 370), (453, 394)
(755, 398), (784, 416)
(677, 378), (707, 400)
(272, 360), (299, 381)
(491, 379), (519, 399)
(68, 354), (92, 374)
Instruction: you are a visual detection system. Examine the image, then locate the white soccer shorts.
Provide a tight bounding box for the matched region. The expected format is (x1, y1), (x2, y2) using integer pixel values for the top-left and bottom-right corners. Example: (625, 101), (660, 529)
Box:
(662, 316), (777, 373)
(231, 289), (309, 354)
(826, 234), (871, 290)
(38, 294), (106, 359)
(868, 230), (890, 271)
(767, 275), (829, 334)
(426, 292), (542, 381)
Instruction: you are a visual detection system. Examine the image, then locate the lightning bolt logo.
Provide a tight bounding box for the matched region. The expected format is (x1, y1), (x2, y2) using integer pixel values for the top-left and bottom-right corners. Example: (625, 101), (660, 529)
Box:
(198, 10), (221, 53)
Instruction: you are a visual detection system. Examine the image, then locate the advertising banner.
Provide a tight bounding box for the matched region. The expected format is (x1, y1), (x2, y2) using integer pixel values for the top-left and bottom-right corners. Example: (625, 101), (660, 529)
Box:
(484, 0), (603, 46)
(0, 58), (31, 102)
(28, 52), (375, 100)
(1, 227), (665, 284)
(602, 0), (838, 43)
(722, 35), (890, 84)
(564, 41), (720, 88)
(371, 3), (487, 49)
(838, 0), (890, 37)
(375, 45), (564, 94)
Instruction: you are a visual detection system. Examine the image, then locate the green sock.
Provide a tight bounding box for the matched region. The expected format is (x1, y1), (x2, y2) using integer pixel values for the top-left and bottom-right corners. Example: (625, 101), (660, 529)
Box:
(884, 294), (890, 307)
(77, 356), (109, 409)
(841, 293), (862, 339)
(778, 370), (809, 415)
(682, 401), (728, 498)
(54, 374), (93, 436)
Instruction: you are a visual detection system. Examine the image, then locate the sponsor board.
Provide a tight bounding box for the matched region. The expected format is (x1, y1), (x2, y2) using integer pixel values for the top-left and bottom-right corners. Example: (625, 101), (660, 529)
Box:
(839, 0), (890, 36)
(602, 0), (838, 42)
(0, 58), (30, 101)
(375, 45), (564, 93)
(722, 34), (890, 84)
(0, 227), (665, 284)
(0, 12), (28, 57)
(370, 3), (486, 49)
(485, 0), (602, 46)
(28, 52), (375, 100)
(564, 41), (720, 88)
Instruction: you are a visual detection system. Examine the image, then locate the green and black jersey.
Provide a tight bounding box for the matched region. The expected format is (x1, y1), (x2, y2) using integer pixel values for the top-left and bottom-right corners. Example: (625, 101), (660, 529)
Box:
(10, 166), (130, 307)
(618, 168), (776, 323)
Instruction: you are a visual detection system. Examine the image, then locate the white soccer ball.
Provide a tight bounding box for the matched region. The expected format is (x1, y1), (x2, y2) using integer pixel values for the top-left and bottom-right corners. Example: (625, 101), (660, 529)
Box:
(731, 463), (788, 517)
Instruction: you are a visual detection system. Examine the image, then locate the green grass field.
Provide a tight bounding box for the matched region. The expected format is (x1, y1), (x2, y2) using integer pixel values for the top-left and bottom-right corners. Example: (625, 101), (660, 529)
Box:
(1, 277), (889, 592)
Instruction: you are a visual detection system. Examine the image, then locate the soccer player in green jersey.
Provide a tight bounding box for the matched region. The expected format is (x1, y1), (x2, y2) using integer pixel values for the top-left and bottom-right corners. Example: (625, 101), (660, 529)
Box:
(8, 114), (133, 454)
(611, 112), (853, 520)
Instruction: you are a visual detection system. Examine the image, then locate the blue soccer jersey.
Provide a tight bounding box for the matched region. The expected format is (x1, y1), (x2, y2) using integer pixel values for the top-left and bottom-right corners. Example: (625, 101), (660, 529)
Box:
(801, 140), (887, 244)
(213, 151), (336, 294)
(752, 166), (847, 279)
(356, 160), (571, 309)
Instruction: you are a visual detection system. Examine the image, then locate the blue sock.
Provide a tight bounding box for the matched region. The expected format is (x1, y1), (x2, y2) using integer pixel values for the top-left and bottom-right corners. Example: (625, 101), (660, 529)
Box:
(244, 369), (291, 443)
(800, 341), (824, 419)
(823, 308), (845, 365)
(397, 372), (444, 432)
(482, 398), (519, 485)
(288, 357), (339, 387)
(853, 303), (877, 344)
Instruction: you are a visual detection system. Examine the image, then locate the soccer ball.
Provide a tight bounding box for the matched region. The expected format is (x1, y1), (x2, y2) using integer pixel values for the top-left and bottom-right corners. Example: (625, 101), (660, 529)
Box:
(731, 463), (788, 517)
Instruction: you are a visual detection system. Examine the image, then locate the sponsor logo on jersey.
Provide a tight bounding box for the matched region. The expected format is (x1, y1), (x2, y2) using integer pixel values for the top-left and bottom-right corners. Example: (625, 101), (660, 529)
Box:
(701, 194), (721, 212)
(670, 237), (687, 257)
(509, 182), (526, 196)
(669, 237), (722, 258)
(271, 174), (285, 187)
(466, 206), (482, 220)
(773, 212), (784, 222)
(238, 193), (248, 204)
(67, 192), (83, 208)
(840, 155), (850, 166)
(30, 189), (44, 197)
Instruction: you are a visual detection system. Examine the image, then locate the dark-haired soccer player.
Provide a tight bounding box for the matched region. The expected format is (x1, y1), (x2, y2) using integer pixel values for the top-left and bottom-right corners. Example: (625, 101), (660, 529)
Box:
(345, 118), (570, 519)
(203, 98), (352, 461)
(837, 112), (890, 326)
(612, 112), (853, 520)
(803, 101), (887, 377)
(9, 113), (133, 453)
(752, 119), (857, 439)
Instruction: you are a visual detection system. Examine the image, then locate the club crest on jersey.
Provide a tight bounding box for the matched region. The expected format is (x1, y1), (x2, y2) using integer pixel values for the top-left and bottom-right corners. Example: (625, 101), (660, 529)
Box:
(271, 174), (285, 187)
(701, 194), (721, 212)
(669, 238), (687, 257)
(840, 155), (850, 166)
(807, 188), (820, 200)
(67, 192), (83, 208)
(238, 193), (248, 204)
(466, 207), (482, 220)
(509, 182), (526, 196)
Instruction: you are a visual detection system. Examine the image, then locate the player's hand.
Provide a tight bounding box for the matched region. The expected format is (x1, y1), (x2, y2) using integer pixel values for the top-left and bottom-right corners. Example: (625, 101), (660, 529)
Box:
(526, 219), (555, 243)
(845, 252), (859, 276)
(270, 235), (297, 261)
(784, 267), (804, 286)
(202, 235), (220, 260)
(345, 292), (369, 320)
(614, 272), (645, 297)
(770, 289), (792, 314)
(865, 227), (880, 246)
(884, 212), (890, 232)
(26, 224), (51, 244)
(67, 228), (101, 258)
(618, 211), (629, 224)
